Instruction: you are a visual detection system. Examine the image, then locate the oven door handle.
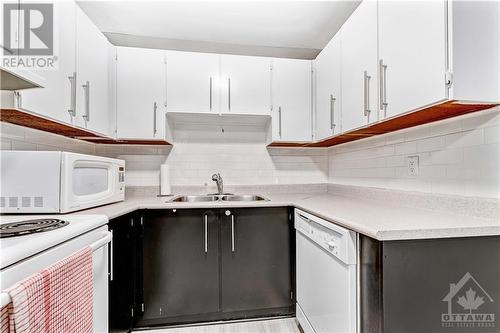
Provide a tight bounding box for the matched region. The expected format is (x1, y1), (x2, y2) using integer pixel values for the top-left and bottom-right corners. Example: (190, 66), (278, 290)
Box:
(90, 231), (112, 252)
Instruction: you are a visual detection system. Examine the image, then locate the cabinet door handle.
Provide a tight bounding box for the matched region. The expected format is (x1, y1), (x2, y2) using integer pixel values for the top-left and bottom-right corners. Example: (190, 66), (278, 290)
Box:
(228, 78), (231, 112)
(231, 215), (235, 253)
(68, 72), (76, 117)
(153, 102), (158, 135)
(204, 214), (208, 254)
(379, 59), (388, 115)
(110, 229), (114, 281)
(330, 94), (336, 130)
(82, 81), (90, 121)
(278, 106), (282, 139)
(209, 77), (213, 112)
(363, 70), (371, 117)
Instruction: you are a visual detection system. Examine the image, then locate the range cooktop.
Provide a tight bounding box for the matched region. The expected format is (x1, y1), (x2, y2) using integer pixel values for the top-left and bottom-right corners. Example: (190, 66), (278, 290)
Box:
(0, 219), (69, 238)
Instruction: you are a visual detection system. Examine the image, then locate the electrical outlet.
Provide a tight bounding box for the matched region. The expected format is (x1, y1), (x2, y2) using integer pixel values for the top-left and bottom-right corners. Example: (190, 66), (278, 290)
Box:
(408, 155), (419, 176)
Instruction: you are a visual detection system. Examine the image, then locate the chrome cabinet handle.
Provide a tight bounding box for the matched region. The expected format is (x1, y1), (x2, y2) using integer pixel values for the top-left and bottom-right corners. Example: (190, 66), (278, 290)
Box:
(209, 77), (213, 111)
(82, 81), (90, 121)
(153, 102), (158, 135)
(330, 94), (336, 130)
(363, 71), (371, 117)
(379, 59), (388, 114)
(278, 106), (282, 139)
(231, 214), (235, 253)
(110, 229), (114, 281)
(14, 91), (22, 108)
(225, 210), (235, 252)
(204, 214), (208, 253)
(228, 78), (231, 111)
(68, 72), (76, 117)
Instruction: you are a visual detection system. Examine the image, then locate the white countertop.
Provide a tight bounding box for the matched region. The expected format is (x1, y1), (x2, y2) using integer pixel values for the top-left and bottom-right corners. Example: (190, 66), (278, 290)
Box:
(72, 191), (500, 241)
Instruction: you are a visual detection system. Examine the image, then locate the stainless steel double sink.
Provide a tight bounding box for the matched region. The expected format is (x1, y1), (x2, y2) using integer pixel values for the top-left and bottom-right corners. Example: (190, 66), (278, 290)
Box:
(170, 194), (268, 202)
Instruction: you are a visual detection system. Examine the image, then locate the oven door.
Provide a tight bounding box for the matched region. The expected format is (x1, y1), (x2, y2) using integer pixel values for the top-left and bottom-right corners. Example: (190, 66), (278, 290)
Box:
(60, 153), (125, 213)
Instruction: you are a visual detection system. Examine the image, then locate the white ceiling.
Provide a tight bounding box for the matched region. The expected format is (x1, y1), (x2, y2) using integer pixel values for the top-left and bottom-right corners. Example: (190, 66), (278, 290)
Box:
(76, 1), (360, 59)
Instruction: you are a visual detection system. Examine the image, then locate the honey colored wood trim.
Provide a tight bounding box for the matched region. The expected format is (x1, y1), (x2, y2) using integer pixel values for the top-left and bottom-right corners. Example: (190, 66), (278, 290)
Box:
(267, 141), (310, 147)
(268, 101), (498, 148)
(1, 108), (101, 138)
(0, 108), (171, 145)
(81, 137), (171, 145)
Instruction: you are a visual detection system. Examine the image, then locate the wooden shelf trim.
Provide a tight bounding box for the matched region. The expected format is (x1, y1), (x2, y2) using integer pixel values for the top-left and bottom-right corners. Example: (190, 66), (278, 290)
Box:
(268, 101), (498, 148)
(0, 108), (171, 145)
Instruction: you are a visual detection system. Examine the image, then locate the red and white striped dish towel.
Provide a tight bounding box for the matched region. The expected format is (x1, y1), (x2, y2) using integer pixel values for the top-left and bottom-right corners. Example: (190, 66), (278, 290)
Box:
(1, 247), (93, 333)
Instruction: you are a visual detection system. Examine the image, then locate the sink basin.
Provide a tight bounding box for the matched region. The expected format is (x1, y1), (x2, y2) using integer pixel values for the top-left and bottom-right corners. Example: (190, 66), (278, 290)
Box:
(220, 195), (268, 201)
(170, 194), (268, 202)
(171, 195), (218, 202)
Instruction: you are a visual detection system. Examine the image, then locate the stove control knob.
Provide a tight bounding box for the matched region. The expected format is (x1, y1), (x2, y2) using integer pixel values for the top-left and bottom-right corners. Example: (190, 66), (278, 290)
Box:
(327, 241), (336, 251)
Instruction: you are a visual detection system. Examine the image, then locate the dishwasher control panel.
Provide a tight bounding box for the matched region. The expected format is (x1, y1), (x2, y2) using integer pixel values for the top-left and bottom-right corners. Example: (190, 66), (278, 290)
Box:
(295, 209), (357, 265)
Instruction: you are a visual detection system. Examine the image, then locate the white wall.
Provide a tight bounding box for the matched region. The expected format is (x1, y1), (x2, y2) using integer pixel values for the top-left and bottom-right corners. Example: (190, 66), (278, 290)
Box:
(329, 107), (500, 198)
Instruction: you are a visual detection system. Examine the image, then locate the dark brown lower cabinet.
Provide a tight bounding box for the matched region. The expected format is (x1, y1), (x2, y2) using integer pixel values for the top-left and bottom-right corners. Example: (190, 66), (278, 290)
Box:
(108, 212), (144, 333)
(360, 235), (500, 333)
(135, 207), (295, 328)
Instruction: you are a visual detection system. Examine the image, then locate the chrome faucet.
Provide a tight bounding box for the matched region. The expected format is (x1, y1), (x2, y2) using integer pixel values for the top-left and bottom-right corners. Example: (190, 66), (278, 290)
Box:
(211, 173), (224, 195)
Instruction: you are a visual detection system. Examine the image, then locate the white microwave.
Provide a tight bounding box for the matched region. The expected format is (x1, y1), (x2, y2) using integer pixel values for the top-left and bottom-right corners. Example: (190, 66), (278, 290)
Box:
(0, 151), (125, 213)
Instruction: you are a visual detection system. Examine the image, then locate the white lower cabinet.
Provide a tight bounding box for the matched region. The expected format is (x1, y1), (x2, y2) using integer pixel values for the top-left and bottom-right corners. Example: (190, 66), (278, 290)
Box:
(378, 0), (447, 119)
(18, 1), (76, 125)
(165, 51), (220, 113)
(116, 47), (166, 140)
(314, 33), (342, 140)
(75, 5), (111, 136)
(220, 55), (271, 115)
(271, 58), (312, 142)
(340, 0), (378, 133)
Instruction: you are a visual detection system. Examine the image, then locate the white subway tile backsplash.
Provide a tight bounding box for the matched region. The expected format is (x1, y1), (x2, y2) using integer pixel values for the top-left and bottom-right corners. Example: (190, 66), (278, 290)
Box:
(0, 138), (12, 150)
(416, 136), (446, 152)
(11, 140), (38, 151)
(394, 141), (417, 155)
(484, 126), (500, 144)
(329, 107), (500, 198)
(444, 129), (484, 148)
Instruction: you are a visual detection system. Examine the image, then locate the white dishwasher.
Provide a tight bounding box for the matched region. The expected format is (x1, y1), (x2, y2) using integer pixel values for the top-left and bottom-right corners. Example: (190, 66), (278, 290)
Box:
(295, 209), (357, 333)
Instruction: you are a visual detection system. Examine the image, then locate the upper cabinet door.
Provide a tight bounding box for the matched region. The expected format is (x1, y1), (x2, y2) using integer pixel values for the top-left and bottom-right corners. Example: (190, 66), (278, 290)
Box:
(165, 51), (220, 114)
(220, 55), (271, 115)
(314, 34), (342, 140)
(75, 6), (110, 136)
(18, 1), (76, 125)
(116, 47), (166, 140)
(378, 0), (447, 119)
(341, 0), (378, 133)
(271, 58), (312, 142)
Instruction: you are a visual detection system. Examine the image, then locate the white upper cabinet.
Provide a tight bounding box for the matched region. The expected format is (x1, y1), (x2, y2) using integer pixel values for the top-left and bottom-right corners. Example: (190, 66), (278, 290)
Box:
(378, 0), (447, 119)
(75, 5), (111, 136)
(271, 58), (312, 142)
(450, 1), (499, 103)
(165, 51), (220, 113)
(116, 47), (166, 140)
(341, 0), (378, 133)
(18, 1), (76, 124)
(220, 55), (271, 115)
(314, 33), (342, 140)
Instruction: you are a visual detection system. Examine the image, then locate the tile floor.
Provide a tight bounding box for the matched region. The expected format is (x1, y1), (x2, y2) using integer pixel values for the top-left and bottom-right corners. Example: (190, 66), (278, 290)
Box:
(139, 318), (300, 333)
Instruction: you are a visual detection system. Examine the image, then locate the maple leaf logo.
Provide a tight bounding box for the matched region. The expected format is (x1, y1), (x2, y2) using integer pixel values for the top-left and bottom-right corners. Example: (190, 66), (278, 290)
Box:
(457, 288), (485, 313)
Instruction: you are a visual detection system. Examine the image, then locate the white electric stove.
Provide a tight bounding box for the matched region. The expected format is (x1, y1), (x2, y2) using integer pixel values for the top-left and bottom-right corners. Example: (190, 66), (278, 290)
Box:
(0, 214), (111, 333)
